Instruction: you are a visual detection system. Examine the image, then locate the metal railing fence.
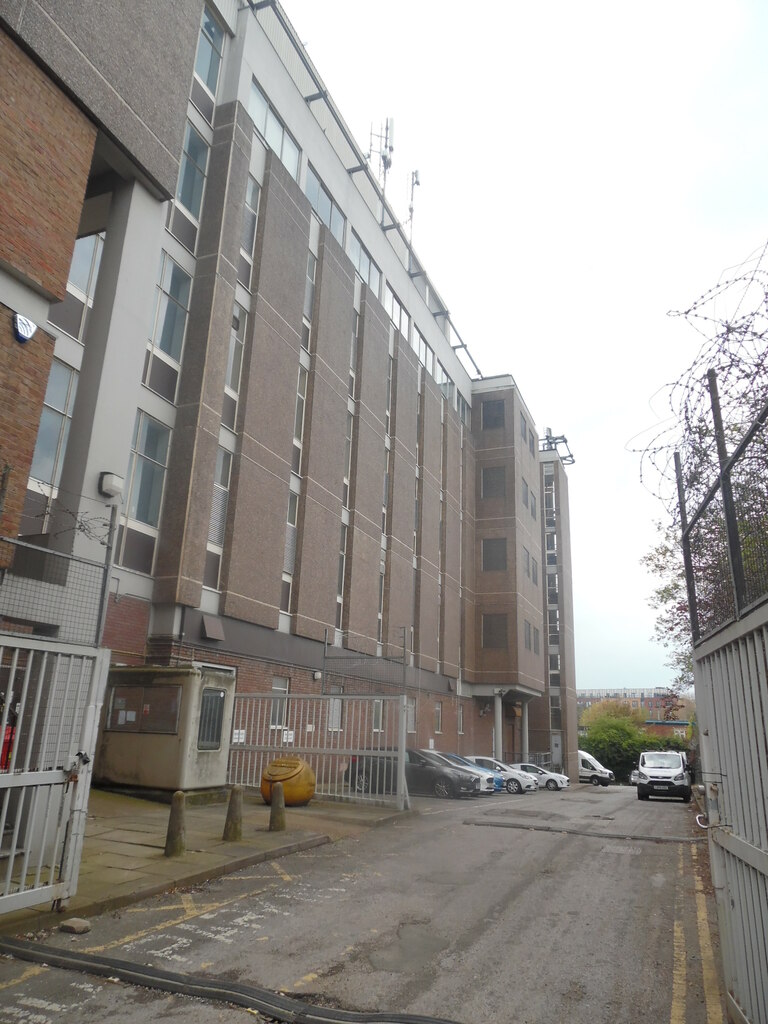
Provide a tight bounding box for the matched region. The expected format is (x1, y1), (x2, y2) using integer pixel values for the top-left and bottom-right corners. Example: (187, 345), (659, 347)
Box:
(228, 692), (408, 810)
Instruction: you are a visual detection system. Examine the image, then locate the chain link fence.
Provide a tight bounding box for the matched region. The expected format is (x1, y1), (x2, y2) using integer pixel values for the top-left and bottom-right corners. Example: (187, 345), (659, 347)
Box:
(0, 538), (107, 647)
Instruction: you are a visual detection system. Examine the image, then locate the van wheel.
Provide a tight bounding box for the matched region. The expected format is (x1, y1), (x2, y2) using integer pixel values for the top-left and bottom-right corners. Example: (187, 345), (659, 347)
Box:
(591, 776), (600, 786)
(506, 779), (522, 794)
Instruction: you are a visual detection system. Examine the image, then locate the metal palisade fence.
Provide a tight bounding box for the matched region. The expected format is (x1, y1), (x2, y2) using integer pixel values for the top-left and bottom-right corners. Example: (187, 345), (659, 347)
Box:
(677, 370), (768, 1024)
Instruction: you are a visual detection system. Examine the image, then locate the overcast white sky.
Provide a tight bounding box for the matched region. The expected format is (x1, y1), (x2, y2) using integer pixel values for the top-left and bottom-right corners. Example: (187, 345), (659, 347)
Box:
(284, 1), (768, 689)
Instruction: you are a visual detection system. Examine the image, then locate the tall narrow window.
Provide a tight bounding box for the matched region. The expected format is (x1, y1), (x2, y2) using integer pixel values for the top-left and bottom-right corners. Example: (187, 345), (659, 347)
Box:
(305, 165), (346, 245)
(524, 620), (532, 651)
(222, 303), (246, 430)
(48, 233), (104, 344)
(118, 411), (171, 574)
(292, 367), (308, 475)
(192, 5), (224, 122)
(144, 252), (192, 403)
(343, 411), (353, 507)
(177, 122), (209, 222)
(204, 447), (232, 589)
(336, 524), (347, 629)
(270, 676), (289, 729)
(434, 702), (443, 734)
(238, 176), (260, 288)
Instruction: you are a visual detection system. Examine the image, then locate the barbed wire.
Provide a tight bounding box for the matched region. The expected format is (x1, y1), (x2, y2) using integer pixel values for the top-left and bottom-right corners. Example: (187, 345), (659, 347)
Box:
(632, 243), (768, 521)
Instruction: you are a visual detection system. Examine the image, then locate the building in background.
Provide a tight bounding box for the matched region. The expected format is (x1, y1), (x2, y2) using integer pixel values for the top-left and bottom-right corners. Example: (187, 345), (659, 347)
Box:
(1, 1), (576, 774)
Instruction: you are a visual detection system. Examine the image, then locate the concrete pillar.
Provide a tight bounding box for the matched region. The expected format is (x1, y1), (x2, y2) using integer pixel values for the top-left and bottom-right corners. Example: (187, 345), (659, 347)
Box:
(48, 178), (165, 561)
(522, 702), (529, 761)
(493, 693), (503, 761)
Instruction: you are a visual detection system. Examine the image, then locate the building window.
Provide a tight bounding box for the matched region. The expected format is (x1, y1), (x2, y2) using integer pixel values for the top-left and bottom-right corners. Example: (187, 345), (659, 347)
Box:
(192, 5), (224, 121)
(177, 121), (209, 222)
(270, 676), (289, 729)
(384, 285), (409, 339)
(532, 558), (539, 585)
(238, 176), (260, 288)
(546, 532), (558, 565)
(336, 524), (347, 629)
(534, 627), (540, 655)
(144, 253), (192, 403)
(372, 699), (383, 733)
(328, 686), (343, 731)
(481, 466), (505, 499)
(28, 360), (78, 493)
(406, 696), (416, 733)
(343, 411), (354, 507)
(547, 572), (559, 605)
(413, 327), (435, 377)
(548, 608), (560, 646)
(549, 653), (560, 672)
(348, 230), (381, 297)
(458, 703), (464, 735)
(222, 303), (246, 430)
(550, 693), (562, 729)
(118, 411), (171, 574)
(457, 393), (470, 426)
(520, 412), (528, 443)
(305, 164), (345, 244)
(204, 447), (232, 589)
(482, 537), (507, 572)
(482, 613), (507, 650)
(529, 430), (535, 455)
(197, 687), (226, 750)
(524, 620), (532, 651)
(482, 400), (505, 430)
(377, 565), (385, 643)
(530, 494), (537, 520)
(434, 702), (443, 734)
(292, 366), (308, 474)
(521, 477), (529, 508)
(248, 79), (300, 179)
(48, 233), (104, 343)
(523, 546), (530, 577)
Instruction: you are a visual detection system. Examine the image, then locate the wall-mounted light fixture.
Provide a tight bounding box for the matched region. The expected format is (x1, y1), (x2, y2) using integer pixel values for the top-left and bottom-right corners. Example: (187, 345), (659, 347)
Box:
(98, 472), (124, 499)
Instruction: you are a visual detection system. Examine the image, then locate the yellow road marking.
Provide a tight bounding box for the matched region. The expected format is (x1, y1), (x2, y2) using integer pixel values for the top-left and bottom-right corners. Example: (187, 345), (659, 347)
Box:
(270, 860), (292, 882)
(0, 964), (48, 992)
(293, 972), (319, 988)
(181, 893), (197, 915)
(83, 882), (277, 955)
(692, 845), (723, 1023)
(670, 845), (687, 1024)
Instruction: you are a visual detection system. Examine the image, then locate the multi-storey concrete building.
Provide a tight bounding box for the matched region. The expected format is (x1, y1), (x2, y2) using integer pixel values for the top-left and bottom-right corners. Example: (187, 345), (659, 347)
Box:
(0, 2), (576, 768)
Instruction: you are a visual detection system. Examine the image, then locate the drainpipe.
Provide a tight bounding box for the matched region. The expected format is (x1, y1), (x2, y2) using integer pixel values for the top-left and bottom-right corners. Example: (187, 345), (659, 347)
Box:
(493, 692), (503, 761)
(521, 701), (529, 761)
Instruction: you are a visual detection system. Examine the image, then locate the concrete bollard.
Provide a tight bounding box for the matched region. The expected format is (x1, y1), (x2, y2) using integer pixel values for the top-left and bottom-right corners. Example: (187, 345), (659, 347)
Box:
(268, 781), (286, 832)
(164, 790), (186, 857)
(222, 784), (243, 842)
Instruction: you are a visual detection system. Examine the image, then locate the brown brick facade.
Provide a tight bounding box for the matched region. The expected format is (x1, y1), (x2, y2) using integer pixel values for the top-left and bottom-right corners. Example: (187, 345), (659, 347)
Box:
(0, 32), (96, 301)
(0, 306), (55, 541)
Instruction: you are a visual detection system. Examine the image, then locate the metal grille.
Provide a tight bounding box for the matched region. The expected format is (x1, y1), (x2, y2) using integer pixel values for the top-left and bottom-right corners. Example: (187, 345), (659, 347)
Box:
(0, 538), (107, 647)
(228, 693), (407, 809)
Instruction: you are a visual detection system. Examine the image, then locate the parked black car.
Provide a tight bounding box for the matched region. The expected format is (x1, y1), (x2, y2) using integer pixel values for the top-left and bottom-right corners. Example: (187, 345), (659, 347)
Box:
(344, 748), (480, 799)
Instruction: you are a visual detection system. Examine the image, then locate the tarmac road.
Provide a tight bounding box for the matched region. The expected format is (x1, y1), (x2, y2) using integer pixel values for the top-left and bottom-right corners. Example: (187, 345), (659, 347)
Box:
(0, 785), (725, 1024)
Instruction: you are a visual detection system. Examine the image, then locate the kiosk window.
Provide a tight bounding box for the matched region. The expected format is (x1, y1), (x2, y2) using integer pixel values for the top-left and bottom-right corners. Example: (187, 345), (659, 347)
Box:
(198, 687), (226, 750)
(106, 684), (181, 734)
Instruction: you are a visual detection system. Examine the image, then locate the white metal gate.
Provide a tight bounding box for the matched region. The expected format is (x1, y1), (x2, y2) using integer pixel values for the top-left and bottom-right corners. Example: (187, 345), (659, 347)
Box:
(0, 637), (109, 915)
(228, 692), (408, 809)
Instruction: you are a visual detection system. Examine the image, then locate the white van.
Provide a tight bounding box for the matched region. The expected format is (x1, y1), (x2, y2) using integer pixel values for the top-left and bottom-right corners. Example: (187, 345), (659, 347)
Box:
(578, 749), (615, 787)
(636, 750), (692, 803)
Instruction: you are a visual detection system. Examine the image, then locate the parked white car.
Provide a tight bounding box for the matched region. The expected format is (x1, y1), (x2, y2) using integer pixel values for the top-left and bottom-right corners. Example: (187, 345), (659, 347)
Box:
(510, 762), (570, 791)
(466, 755), (538, 794)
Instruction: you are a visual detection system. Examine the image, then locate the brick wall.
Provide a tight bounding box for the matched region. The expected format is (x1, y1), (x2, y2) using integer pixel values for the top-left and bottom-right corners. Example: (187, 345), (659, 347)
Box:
(0, 305), (56, 540)
(0, 31), (96, 300)
(102, 594), (151, 664)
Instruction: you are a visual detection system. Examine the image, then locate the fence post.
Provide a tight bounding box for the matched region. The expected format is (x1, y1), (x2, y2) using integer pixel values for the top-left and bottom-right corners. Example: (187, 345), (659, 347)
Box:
(707, 369), (747, 615)
(674, 451), (701, 642)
